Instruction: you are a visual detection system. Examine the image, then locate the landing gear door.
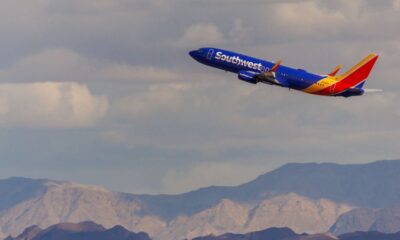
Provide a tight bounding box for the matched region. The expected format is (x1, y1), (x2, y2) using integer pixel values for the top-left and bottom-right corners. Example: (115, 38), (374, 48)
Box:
(207, 49), (214, 60)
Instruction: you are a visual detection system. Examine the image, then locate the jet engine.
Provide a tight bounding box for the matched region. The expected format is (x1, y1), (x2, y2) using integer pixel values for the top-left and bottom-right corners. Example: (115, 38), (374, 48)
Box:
(238, 70), (281, 85)
(238, 70), (258, 84)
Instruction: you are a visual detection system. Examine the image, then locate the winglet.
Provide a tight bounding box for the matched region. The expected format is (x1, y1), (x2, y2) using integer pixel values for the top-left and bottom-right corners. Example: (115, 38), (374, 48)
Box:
(328, 65), (342, 76)
(270, 60), (281, 72)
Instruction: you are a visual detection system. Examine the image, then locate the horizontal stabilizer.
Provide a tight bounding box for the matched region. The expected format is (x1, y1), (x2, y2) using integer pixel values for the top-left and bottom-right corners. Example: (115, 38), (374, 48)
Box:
(328, 65), (342, 76)
(363, 88), (383, 93)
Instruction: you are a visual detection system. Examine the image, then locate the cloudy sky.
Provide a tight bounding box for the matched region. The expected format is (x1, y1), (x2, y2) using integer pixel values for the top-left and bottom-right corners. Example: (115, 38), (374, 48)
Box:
(0, 0), (399, 194)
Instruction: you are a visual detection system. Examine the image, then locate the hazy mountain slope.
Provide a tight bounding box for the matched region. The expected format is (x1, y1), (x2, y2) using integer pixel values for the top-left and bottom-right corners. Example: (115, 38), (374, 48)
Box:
(237, 160), (400, 208)
(5, 221), (151, 240)
(0, 177), (46, 213)
(0, 180), (165, 239)
(245, 194), (350, 233)
(331, 205), (400, 235)
(0, 181), (350, 240)
(370, 205), (400, 233)
(159, 194), (350, 240)
(130, 160), (400, 219)
(330, 208), (378, 235)
(3, 160), (399, 221)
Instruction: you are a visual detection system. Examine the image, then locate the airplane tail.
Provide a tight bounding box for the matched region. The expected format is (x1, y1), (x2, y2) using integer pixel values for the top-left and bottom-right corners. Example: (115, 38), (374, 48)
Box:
(337, 53), (379, 89)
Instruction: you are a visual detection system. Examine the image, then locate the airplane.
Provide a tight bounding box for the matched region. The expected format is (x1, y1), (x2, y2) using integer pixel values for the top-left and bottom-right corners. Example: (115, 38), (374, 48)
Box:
(189, 48), (380, 97)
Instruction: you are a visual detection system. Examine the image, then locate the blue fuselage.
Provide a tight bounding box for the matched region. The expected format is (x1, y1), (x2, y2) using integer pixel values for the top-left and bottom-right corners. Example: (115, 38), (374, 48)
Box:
(189, 48), (324, 91)
(189, 47), (367, 97)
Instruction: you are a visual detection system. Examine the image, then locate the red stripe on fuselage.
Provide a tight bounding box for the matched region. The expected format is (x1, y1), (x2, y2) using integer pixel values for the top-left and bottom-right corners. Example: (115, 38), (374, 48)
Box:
(315, 55), (378, 95)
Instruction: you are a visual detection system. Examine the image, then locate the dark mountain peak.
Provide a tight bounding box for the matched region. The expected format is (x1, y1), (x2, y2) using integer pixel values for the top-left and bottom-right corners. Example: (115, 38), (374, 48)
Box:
(193, 227), (299, 240)
(101, 225), (151, 240)
(5, 225), (42, 240)
(255, 226), (296, 233)
(107, 225), (130, 234)
(49, 221), (105, 232)
(250, 226), (298, 237)
(7, 222), (151, 240)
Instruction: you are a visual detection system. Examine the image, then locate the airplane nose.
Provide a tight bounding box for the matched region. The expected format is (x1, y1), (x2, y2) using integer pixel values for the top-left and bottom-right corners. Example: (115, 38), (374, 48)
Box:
(189, 50), (197, 58)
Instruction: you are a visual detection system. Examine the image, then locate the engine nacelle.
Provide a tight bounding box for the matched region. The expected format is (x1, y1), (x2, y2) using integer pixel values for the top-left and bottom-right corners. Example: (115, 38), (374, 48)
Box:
(238, 70), (258, 84)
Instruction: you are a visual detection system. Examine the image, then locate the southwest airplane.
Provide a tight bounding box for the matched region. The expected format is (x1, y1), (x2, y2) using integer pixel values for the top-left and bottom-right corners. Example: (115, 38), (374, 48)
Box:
(189, 48), (380, 97)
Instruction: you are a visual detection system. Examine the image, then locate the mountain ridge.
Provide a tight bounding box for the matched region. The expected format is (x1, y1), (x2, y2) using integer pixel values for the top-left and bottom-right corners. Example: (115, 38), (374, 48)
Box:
(2, 160), (400, 240)
(4, 221), (151, 240)
(126, 159), (400, 220)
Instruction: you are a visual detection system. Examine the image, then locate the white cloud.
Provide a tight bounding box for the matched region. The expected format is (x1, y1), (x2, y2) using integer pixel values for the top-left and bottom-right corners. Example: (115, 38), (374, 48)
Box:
(101, 65), (181, 82)
(229, 18), (250, 42)
(394, 0), (400, 10)
(177, 23), (224, 47)
(102, 77), (400, 166)
(265, 1), (346, 37)
(0, 48), (181, 83)
(0, 49), (94, 83)
(112, 83), (191, 118)
(0, 82), (108, 128)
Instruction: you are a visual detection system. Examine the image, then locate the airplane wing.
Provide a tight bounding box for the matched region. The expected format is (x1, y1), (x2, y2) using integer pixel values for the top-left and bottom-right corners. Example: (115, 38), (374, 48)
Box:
(254, 60), (282, 85)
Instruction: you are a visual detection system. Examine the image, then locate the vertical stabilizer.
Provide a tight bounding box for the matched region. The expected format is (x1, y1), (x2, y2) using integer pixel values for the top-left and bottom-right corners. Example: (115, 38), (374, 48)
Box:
(336, 54), (379, 89)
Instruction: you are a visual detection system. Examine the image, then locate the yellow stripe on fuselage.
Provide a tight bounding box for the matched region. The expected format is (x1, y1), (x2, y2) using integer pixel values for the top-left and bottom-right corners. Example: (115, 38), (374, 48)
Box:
(303, 53), (377, 94)
(302, 76), (338, 93)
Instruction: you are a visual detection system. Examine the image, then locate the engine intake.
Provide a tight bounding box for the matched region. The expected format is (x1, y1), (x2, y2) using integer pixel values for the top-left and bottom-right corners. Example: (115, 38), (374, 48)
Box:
(238, 70), (258, 84)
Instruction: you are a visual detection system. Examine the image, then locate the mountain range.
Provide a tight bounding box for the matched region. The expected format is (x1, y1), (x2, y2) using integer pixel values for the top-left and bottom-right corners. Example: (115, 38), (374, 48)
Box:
(193, 227), (400, 240)
(9, 223), (400, 240)
(191, 227), (308, 240)
(4, 221), (150, 240)
(1, 160), (400, 240)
